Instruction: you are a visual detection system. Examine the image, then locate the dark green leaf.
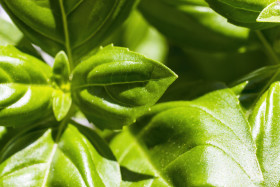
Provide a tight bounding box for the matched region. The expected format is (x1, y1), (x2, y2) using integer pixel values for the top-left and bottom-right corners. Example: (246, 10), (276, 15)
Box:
(139, 0), (251, 52)
(0, 126), (20, 151)
(0, 0), (139, 61)
(206, 0), (279, 29)
(0, 46), (54, 127)
(231, 65), (280, 112)
(72, 45), (177, 130)
(0, 127), (10, 151)
(0, 124), (121, 187)
(110, 88), (264, 186)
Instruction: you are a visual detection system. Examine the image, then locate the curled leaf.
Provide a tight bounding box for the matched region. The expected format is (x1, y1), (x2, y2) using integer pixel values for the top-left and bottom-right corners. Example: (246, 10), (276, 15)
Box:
(72, 45), (177, 129)
(0, 46), (54, 127)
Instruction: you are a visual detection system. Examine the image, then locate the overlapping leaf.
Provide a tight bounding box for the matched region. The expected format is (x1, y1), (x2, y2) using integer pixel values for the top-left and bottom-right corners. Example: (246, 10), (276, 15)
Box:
(72, 45), (177, 130)
(0, 124), (121, 187)
(111, 87), (270, 186)
(0, 0), (139, 61)
(139, 0), (251, 52)
(0, 46), (54, 127)
(206, 0), (280, 29)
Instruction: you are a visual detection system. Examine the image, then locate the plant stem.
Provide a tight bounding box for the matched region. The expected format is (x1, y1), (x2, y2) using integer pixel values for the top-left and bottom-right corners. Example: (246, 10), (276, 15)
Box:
(255, 30), (280, 65)
(248, 31), (280, 113)
(55, 105), (75, 142)
(59, 0), (74, 71)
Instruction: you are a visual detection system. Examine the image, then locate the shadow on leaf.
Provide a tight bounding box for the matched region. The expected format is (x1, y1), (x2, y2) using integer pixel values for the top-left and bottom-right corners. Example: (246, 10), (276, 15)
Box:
(121, 166), (154, 182)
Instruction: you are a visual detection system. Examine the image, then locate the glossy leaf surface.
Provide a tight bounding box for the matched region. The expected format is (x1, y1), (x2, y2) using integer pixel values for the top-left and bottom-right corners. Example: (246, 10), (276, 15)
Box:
(139, 0), (251, 52)
(111, 87), (268, 186)
(0, 46), (53, 127)
(257, 2), (280, 23)
(206, 0), (280, 29)
(250, 82), (280, 186)
(0, 0), (139, 61)
(72, 45), (177, 130)
(0, 124), (121, 186)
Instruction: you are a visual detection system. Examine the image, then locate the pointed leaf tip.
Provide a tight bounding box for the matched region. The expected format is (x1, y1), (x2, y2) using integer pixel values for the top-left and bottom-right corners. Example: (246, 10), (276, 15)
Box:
(257, 1), (280, 23)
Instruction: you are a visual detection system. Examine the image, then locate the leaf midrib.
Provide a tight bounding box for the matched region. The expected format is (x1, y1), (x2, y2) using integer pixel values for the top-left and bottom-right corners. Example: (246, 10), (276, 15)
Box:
(41, 143), (58, 187)
(59, 0), (73, 66)
(72, 0), (120, 50)
(119, 130), (172, 187)
(72, 77), (173, 90)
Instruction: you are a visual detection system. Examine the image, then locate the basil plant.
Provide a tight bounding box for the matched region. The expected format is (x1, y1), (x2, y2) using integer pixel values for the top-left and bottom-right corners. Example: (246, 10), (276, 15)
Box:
(2, 0), (280, 186)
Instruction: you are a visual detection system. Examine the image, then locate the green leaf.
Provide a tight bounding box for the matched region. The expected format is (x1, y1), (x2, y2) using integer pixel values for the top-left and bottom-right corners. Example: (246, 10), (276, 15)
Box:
(72, 45), (177, 130)
(0, 0), (139, 61)
(249, 82), (280, 186)
(257, 2), (280, 23)
(0, 17), (40, 58)
(104, 10), (168, 62)
(52, 90), (72, 121)
(0, 46), (53, 127)
(139, 0), (251, 52)
(0, 124), (121, 187)
(52, 51), (70, 89)
(206, 0), (279, 29)
(51, 51), (72, 121)
(110, 88), (264, 186)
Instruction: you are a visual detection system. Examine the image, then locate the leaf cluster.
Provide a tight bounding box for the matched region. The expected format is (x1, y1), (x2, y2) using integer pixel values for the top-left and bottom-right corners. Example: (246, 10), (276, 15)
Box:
(1, 0), (280, 186)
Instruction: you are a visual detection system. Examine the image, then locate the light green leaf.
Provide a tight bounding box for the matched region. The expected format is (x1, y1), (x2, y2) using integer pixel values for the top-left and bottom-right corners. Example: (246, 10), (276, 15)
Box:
(250, 82), (280, 186)
(0, 17), (40, 58)
(257, 2), (280, 23)
(0, 0), (139, 61)
(51, 51), (72, 121)
(110, 88), (264, 186)
(139, 0), (251, 51)
(52, 90), (72, 121)
(0, 124), (121, 187)
(52, 51), (70, 89)
(0, 46), (53, 127)
(72, 45), (177, 130)
(206, 0), (279, 29)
